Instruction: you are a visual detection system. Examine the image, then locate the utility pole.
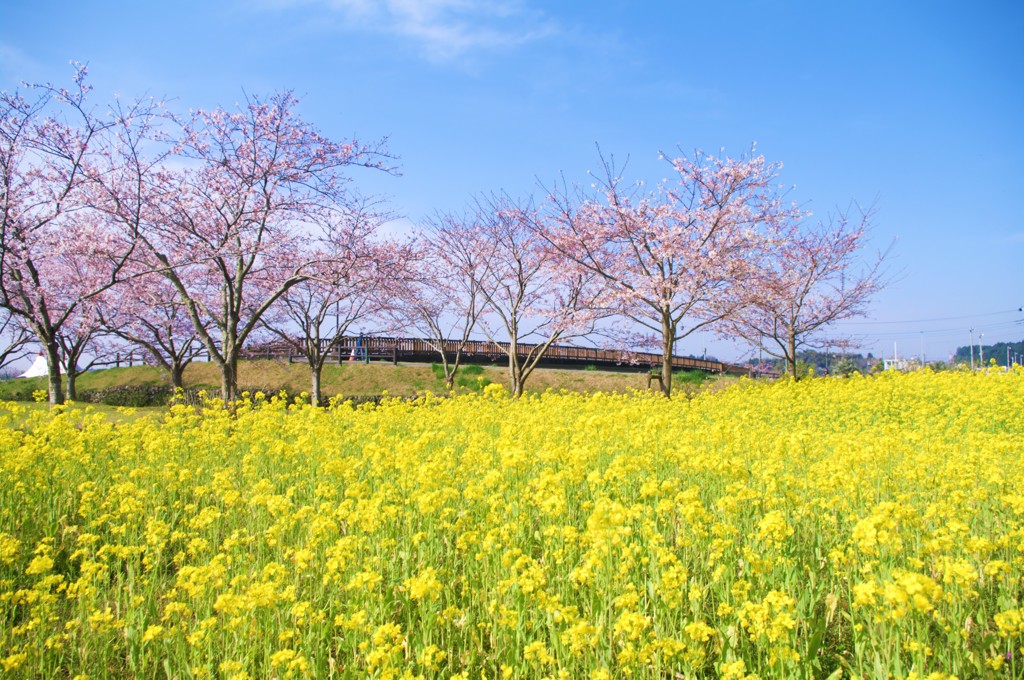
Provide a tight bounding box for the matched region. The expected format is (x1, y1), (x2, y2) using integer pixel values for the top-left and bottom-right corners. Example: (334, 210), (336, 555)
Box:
(920, 331), (925, 368)
(969, 328), (975, 370)
(980, 334), (984, 366)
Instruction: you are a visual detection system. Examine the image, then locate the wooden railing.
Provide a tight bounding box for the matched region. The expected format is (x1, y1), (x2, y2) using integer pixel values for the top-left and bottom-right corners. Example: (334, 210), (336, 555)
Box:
(239, 335), (774, 378)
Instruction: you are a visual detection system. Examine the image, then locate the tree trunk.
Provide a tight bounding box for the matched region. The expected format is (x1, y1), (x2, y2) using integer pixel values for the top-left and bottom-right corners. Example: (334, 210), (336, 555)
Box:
(509, 361), (525, 398)
(220, 305), (241, 402)
(439, 352), (456, 392)
(661, 320), (674, 397)
(169, 362), (185, 390)
(220, 358), (238, 403)
(510, 372), (525, 399)
(508, 339), (525, 398)
(788, 332), (798, 380)
(65, 368), (78, 402)
(45, 340), (63, 407)
(653, 311), (675, 397)
(310, 364), (322, 407)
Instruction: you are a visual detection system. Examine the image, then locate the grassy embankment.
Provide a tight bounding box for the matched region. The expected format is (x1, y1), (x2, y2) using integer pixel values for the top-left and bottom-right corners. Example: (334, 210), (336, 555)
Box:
(0, 359), (727, 406)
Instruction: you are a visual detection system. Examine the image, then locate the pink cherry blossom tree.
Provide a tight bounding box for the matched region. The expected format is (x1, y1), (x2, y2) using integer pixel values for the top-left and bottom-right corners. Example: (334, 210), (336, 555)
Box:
(543, 148), (797, 396)
(389, 211), (486, 391)
(96, 272), (203, 388)
(0, 66), (156, 405)
(112, 91), (395, 402)
(0, 309), (34, 376)
(261, 207), (408, 406)
(54, 302), (108, 401)
(722, 205), (888, 379)
(448, 194), (604, 398)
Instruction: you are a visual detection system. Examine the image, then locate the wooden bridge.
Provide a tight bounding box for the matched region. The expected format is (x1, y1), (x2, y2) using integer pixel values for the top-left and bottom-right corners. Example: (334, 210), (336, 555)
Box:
(239, 335), (773, 378)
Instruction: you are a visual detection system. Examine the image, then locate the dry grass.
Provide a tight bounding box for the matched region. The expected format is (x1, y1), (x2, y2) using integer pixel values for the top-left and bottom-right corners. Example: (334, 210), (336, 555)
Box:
(210, 360), (664, 397)
(222, 360), (735, 397)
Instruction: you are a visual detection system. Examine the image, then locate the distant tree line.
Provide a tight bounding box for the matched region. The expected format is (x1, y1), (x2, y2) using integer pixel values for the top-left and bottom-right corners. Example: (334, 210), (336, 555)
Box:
(1, 67), (888, 404)
(748, 350), (878, 377)
(952, 340), (1024, 367)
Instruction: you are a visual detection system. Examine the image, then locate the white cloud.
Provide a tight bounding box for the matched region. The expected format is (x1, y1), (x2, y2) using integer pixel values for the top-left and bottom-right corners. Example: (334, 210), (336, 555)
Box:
(260, 0), (557, 62)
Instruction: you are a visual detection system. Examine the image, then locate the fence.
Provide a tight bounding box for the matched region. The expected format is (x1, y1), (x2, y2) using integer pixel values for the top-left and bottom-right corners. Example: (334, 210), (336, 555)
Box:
(47, 336), (774, 379)
(239, 335), (772, 377)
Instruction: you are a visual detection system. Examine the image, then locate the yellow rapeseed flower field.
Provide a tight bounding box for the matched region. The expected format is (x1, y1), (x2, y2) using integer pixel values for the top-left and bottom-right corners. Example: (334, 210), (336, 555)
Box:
(0, 369), (1022, 679)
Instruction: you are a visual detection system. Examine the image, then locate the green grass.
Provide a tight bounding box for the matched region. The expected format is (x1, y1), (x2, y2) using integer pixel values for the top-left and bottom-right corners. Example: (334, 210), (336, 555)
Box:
(429, 363), (492, 391)
(673, 369), (710, 386)
(0, 400), (166, 427)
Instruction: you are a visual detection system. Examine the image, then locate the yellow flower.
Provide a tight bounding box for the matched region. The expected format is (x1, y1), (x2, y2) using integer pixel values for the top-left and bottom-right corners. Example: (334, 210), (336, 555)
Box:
(142, 625), (165, 643)
(994, 609), (1023, 637)
(0, 365), (1021, 676)
(87, 608), (117, 633)
(0, 532), (20, 564)
(852, 580), (879, 607)
(404, 567), (442, 601)
(417, 644), (446, 670)
(523, 640), (554, 665)
(2, 653), (28, 671)
(270, 649), (296, 668)
(720, 659), (760, 680)
(756, 510), (793, 544)
(25, 554), (54, 575)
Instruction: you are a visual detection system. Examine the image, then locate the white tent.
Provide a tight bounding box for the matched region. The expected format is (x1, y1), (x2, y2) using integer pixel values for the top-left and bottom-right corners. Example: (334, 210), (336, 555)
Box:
(19, 354), (48, 378)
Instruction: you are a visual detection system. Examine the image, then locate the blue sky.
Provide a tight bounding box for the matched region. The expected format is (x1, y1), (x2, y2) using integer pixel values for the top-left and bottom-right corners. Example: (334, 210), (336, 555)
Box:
(2, 0), (1022, 362)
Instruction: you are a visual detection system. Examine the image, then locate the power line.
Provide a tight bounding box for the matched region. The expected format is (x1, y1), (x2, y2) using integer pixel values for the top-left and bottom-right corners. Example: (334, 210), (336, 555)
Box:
(836, 307), (1023, 326)
(858, 319), (1024, 339)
